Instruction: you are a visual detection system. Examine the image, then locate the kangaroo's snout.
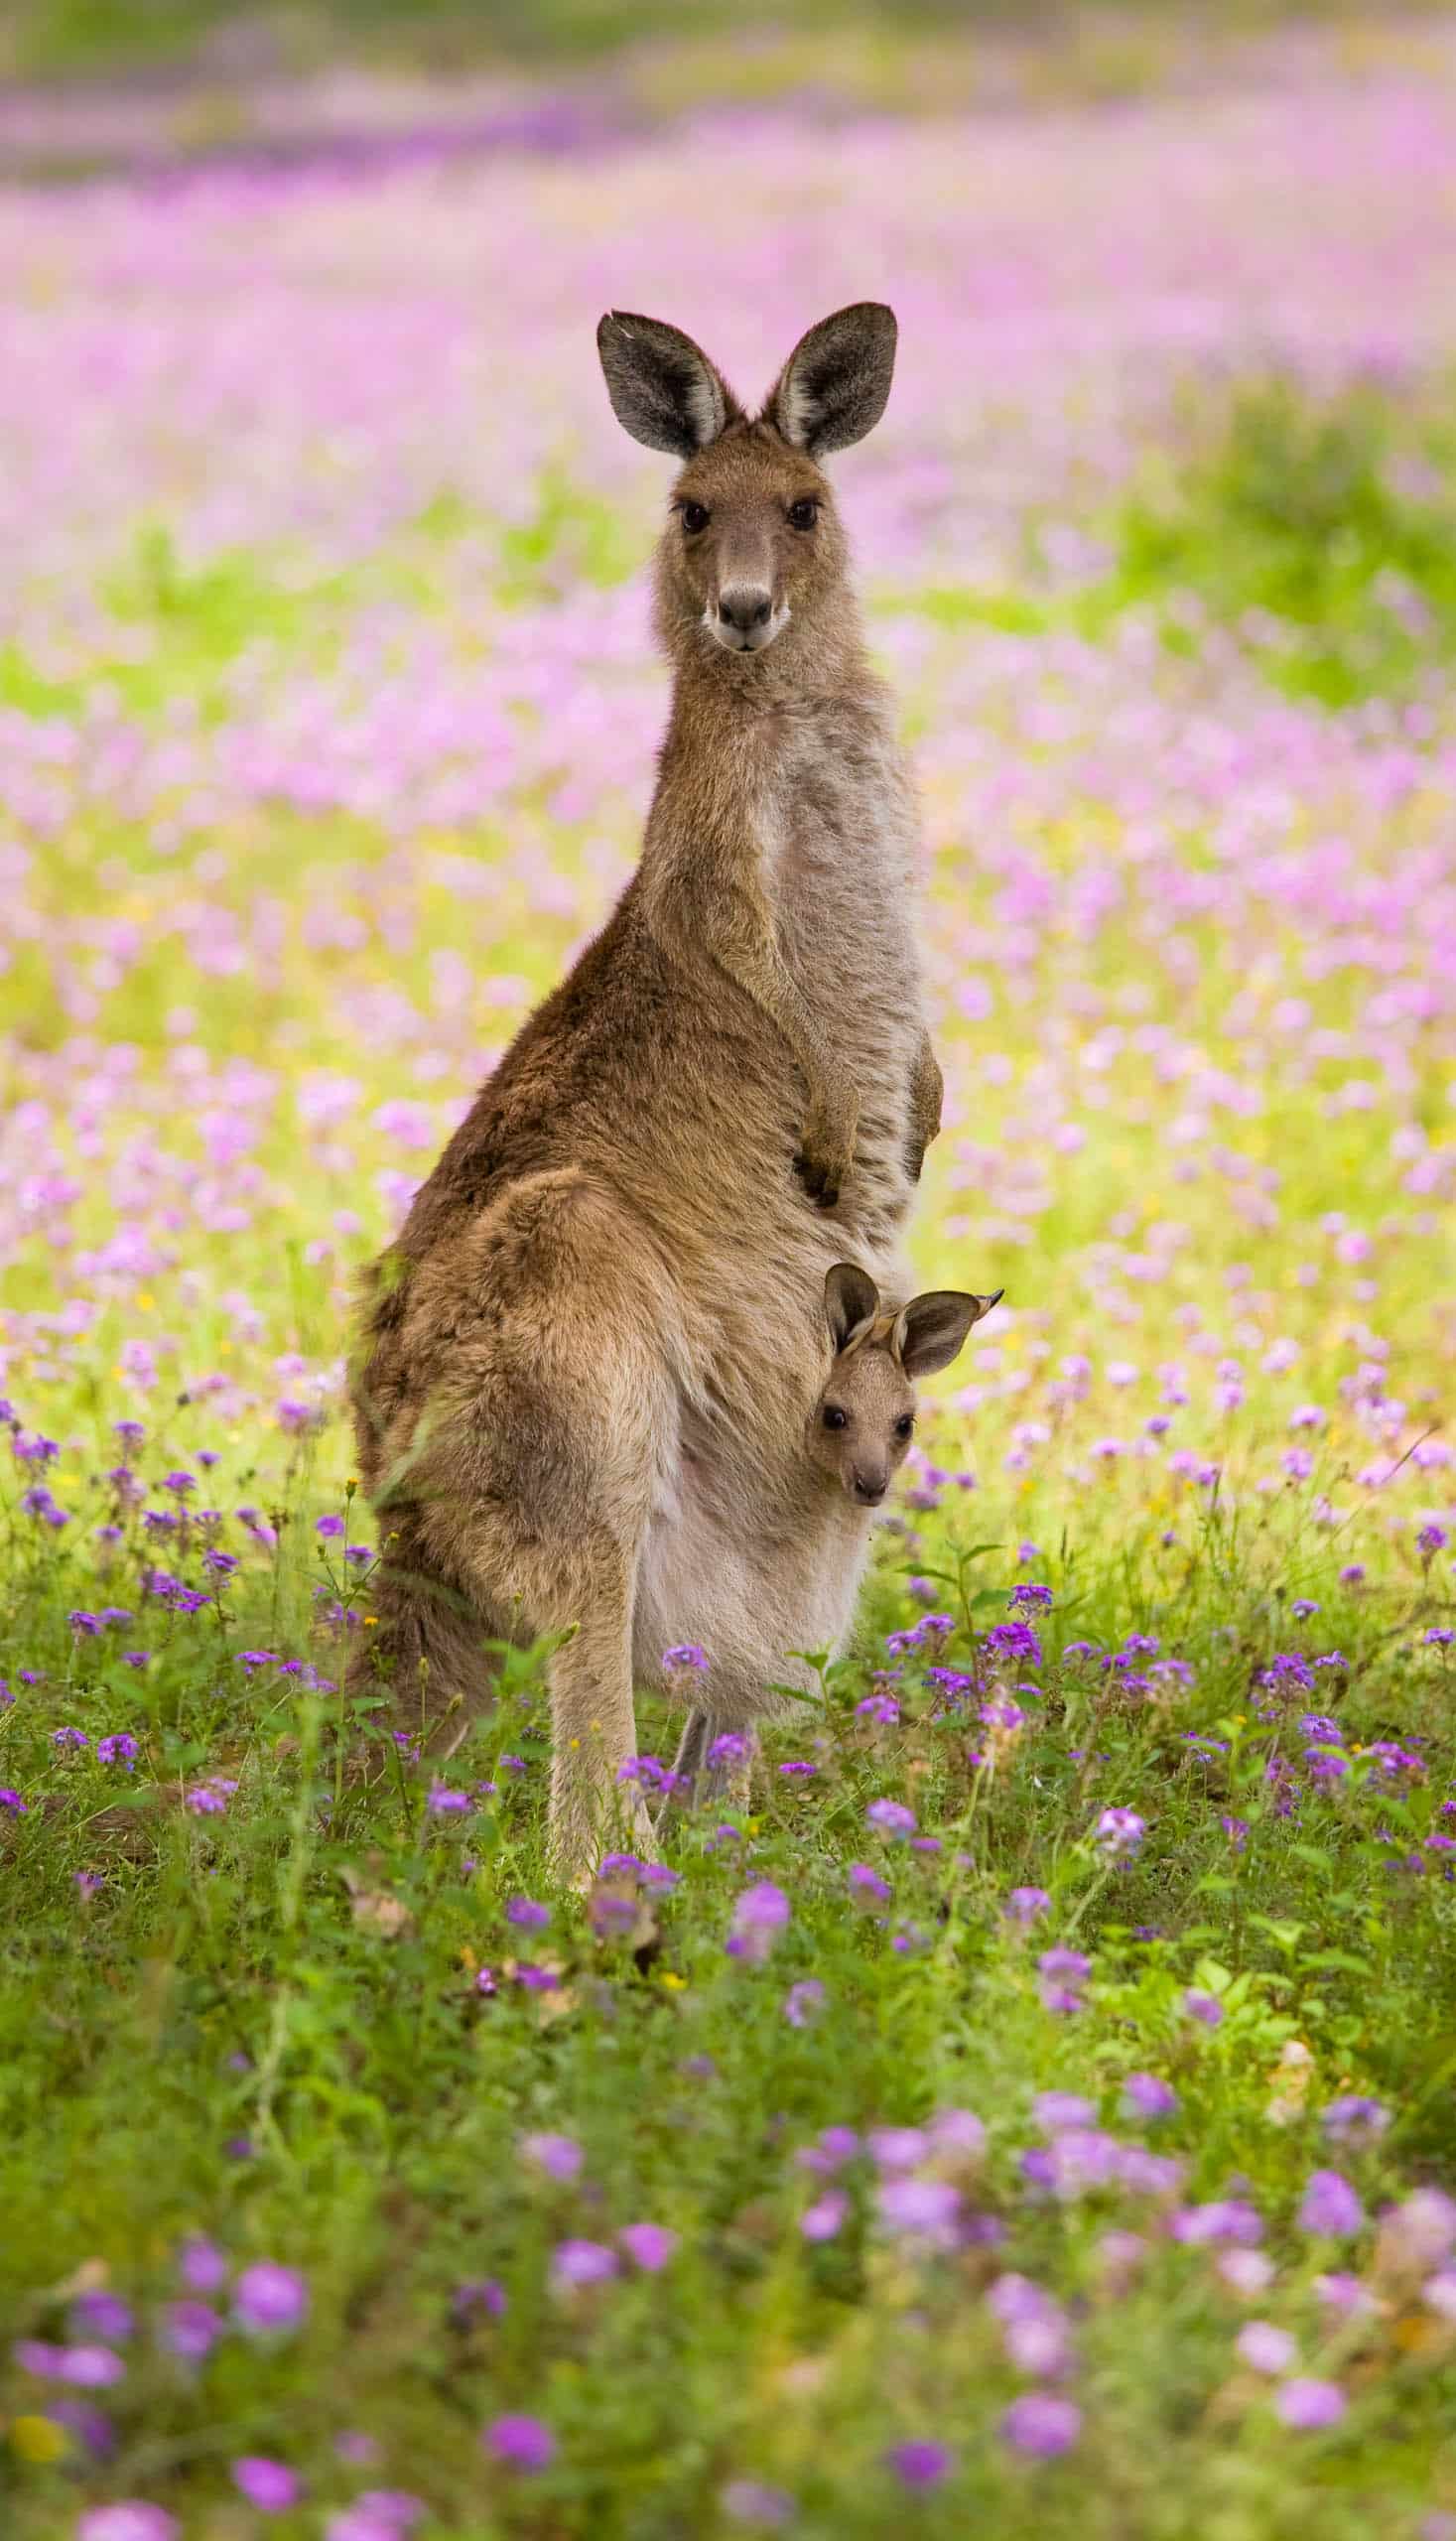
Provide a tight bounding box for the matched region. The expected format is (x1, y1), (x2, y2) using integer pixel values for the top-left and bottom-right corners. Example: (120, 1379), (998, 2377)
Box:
(852, 1467), (888, 1507)
(711, 581), (782, 653)
(719, 586), (772, 633)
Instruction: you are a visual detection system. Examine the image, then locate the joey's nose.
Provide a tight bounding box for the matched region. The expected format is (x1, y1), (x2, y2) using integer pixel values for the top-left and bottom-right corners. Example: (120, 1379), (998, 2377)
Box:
(853, 1470), (887, 1507)
(719, 587), (772, 633)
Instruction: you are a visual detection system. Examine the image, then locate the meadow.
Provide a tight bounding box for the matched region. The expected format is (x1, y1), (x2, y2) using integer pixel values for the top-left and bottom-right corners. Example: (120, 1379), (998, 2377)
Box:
(4, 31), (1456, 2538)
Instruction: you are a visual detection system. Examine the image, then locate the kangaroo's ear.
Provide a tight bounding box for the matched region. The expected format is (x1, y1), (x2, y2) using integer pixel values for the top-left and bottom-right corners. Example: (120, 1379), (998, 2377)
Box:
(596, 311), (740, 457)
(765, 302), (897, 456)
(825, 1262), (880, 1353)
(893, 1287), (1002, 1381)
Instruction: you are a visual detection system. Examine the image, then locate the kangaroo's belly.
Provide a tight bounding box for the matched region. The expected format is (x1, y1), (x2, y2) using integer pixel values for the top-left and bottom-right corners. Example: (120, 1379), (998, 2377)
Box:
(632, 1429), (874, 1722)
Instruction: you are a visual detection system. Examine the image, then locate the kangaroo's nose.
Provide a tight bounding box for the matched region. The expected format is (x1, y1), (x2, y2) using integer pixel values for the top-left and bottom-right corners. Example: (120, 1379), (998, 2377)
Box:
(853, 1470), (887, 1507)
(719, 587), (772, 632)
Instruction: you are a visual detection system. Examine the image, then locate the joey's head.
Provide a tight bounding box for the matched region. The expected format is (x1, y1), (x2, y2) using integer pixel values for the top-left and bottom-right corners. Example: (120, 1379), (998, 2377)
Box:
(809, 1263), (1002, 1510)
(596, 303), (896, 661)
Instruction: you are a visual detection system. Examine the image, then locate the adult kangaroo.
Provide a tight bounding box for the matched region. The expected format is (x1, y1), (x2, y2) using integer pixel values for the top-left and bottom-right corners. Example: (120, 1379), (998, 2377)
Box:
(351, 303), (944, 1874)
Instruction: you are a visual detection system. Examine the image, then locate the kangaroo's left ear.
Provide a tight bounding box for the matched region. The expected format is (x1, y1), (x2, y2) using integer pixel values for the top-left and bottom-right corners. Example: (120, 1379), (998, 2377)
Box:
(893, 1287), (1002, 1380)
(824, 1261), (881, 1353)
(764, 303), (897, 456)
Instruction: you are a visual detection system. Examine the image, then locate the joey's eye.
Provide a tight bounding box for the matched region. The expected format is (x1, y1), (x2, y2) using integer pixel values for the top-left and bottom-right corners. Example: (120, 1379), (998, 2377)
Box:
(681, 501), (711, 535)
(822, 1405), (848, 1432)
(787, 497), (819, 532)
(894, 1414), (914, 1440)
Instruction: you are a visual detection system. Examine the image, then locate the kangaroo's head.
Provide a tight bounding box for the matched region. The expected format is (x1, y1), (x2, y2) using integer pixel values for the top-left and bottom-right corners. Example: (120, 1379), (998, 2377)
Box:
(596, 303), (896, 662)
(809, 1263), (1002, 1510)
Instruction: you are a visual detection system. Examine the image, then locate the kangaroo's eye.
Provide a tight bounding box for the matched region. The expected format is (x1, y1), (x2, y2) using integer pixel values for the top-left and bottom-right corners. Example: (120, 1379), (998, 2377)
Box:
(787, 497), (819, 532)
(822, 1405), (848, 1432)
(681, 501), (711, 535)
(894, 1414), (915, 1439)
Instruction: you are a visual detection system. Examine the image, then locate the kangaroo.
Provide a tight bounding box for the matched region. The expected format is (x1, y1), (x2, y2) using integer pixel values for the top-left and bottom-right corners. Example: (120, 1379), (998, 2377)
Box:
(672, 1264), (1002, 1794)
(351, 303), (945, 1875)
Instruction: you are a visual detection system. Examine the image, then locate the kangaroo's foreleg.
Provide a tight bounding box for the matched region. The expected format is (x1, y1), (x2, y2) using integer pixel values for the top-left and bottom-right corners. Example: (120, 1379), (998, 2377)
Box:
(906, 1027), (943, 1183)
(652, 869), (860, 1210)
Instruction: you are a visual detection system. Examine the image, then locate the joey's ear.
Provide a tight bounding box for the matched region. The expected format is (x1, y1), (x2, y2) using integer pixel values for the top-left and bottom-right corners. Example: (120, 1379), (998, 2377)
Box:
(765, 302), (897, 456)
(596, 311), (740, 457)
(824, 1262), (880, 1353)
(893, 1287), (1002, 1381)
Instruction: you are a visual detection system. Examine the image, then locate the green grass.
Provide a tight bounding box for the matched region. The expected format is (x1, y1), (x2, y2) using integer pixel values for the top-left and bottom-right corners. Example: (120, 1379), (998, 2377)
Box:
(8, 0), (1454, 91)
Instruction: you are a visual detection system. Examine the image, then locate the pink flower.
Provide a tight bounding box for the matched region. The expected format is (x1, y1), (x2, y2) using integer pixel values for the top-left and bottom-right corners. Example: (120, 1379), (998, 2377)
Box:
(999, 2394), (1081, 2456)
(1275, 2378), (1347, 2430)
(802, 2191), (849, 2242)
(484, 2413), (556, 2471)
(234, 2261), (308, 2334)
(1298, 2170), (1363, 2238)
(618, 2222), (677, 2272)
(520, 2131), (583, 2183)
(231, 2459), (302, 2511)
(77, 2511), (178, 2541)
(1182, 1988), (1225, 2028)
(551, 2237), (618, 2289)
(1236, 2321), (1295, 2375)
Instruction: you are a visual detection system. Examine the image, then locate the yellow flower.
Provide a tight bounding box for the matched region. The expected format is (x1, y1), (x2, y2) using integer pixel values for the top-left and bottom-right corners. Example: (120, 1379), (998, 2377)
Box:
(11, 2415), (66, 2462)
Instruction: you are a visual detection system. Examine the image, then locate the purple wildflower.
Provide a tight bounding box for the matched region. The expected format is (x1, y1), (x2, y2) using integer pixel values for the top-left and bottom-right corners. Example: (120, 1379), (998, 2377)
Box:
(999, 2394), (1081, 2457)
(728, 1881), (791, 1962)
(551, 2237), (618, 2289)
(1298, 2171), (1364, 2238)
(234, 2261), (308, 2335)
(1183, 1988), (1225, 2028)
(1122, 2073), (1178, 2119)
(521, 2132), (582, 2183)
(618, 2222), (677, 2272)
(885, 2441), (953, 2489)
(232, 2459), (303, 2511)
(1095, 1805), (1146, 1855)
(77, 2510), (178, 2541)
(1237, 2322), (1296, 2375)
(484, 2414), (556, 2472)
(1275, 2378), (1347, 2430)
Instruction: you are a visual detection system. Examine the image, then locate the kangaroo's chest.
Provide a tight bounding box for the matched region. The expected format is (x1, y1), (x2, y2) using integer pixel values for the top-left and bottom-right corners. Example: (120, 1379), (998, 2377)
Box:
(764, 736), (921, 1016)
(757, 748), (924, 1152)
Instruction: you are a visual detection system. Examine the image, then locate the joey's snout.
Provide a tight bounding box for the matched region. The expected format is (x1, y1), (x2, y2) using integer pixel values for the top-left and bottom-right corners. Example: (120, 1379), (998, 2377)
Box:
(852, 1466), (888, 1507)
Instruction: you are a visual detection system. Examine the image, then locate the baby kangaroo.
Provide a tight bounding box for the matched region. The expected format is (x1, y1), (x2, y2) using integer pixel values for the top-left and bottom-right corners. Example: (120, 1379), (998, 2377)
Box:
(809, 1261), (1004, 1508)
(671, 1263), (1001, 1798)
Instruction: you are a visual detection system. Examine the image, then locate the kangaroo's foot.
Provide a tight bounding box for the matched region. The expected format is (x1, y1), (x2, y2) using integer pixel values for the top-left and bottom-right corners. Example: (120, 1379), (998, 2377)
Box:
(793, 1087), (858, 1211)
(668, 1709), (757, 1813)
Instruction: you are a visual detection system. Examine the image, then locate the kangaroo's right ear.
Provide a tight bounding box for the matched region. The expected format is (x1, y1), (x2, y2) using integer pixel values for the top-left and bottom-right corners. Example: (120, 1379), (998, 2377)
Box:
(824, 1262), (880, 1353)
(596, 312), (741, 458)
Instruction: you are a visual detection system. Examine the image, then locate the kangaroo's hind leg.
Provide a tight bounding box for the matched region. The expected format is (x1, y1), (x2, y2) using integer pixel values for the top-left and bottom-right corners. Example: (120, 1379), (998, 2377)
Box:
(545, 1540), (652, 1874)
(670, 1710), (757, 1810)
(381, 1168), (671, 1881)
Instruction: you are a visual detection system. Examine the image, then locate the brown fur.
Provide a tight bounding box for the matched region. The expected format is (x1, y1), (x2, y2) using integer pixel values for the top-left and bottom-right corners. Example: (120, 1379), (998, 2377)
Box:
(350, 306), (946, 1875)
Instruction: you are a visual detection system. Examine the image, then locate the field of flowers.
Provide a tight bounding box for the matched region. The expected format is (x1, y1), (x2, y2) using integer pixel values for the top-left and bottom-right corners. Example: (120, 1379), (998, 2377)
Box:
(4, 29), (1456, 2538)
